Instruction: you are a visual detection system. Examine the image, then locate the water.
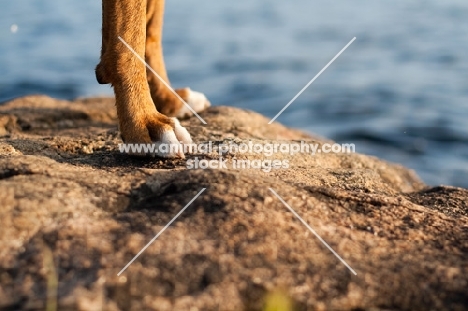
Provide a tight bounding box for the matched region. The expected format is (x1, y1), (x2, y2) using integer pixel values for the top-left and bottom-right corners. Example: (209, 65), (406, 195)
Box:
(1, 0), (467, 188)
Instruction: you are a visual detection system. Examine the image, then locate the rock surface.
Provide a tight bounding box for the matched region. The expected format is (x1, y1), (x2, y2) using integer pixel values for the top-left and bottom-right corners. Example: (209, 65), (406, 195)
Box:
(0, 95), (467, 311)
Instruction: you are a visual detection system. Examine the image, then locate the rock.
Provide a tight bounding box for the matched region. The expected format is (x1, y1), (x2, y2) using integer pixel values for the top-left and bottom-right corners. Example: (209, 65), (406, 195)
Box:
(0, 95), (467, 311)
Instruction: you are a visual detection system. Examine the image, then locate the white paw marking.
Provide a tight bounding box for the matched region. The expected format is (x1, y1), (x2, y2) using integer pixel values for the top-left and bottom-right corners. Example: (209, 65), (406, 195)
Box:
(153, 119), (193, 158)
(172, 118), (181, 127)
(176, 88), (211, 118)
(171, 117), (192, 144)
(154, 129), (185, 159)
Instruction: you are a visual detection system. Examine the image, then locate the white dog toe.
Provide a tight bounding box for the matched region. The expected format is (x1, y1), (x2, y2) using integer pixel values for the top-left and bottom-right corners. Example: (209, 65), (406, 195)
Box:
(154, 129), (184, 159)
(176, 88), (211, 118)
(188, 89), (210, 111)
(171, 118), (192, 144)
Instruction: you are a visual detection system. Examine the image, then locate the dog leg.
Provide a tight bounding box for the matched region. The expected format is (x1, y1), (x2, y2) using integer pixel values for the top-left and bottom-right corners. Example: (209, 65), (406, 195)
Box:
(145, 0), (210, 118)
(96, 0), (191, 158)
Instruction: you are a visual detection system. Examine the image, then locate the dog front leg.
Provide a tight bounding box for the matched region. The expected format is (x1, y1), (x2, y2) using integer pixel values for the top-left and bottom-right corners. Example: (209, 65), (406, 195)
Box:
(97, 0), (191, 157)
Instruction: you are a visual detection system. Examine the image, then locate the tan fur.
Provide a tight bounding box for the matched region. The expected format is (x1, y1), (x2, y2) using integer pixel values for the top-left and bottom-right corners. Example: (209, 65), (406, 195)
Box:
(96, 0), (202, 145)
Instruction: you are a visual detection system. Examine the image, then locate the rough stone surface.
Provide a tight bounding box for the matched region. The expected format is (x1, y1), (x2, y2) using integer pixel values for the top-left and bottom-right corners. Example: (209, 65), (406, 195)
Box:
(0, 95), (467, 311)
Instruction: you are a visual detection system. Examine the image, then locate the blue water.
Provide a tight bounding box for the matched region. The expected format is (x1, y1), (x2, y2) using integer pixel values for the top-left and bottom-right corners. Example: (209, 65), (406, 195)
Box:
(1, 0), (467, 188)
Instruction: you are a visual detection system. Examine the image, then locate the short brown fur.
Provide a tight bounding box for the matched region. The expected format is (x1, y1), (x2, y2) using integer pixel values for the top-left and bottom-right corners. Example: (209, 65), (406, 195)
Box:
(96, 0), (197, 144)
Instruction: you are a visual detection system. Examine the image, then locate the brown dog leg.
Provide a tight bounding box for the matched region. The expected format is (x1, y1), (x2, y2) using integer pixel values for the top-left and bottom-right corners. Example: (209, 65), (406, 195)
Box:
(145, 0), (210, 118)
(96, 0), (192, 158)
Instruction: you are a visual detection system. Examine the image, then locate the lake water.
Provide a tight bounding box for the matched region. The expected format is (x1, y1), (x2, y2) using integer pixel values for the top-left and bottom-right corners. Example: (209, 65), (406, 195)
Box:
(1, 0), (467, 188)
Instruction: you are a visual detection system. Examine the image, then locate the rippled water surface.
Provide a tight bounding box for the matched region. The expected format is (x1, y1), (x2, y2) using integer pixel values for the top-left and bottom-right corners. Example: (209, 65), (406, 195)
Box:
(1, 0), (467, 187)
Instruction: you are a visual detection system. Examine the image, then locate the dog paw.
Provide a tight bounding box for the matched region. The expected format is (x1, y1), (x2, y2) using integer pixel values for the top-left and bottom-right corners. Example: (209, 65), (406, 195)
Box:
(120, 114), (193, 159)
(176, 88), (211, 119)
